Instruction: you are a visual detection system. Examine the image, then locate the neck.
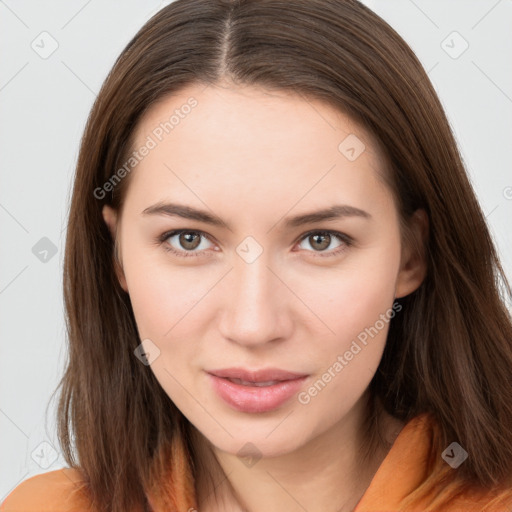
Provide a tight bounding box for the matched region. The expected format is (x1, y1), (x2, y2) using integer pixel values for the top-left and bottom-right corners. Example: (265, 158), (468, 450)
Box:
(189, 393), (404, 512)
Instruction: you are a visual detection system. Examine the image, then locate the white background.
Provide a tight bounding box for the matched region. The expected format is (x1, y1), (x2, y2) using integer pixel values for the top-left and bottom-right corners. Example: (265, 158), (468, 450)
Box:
(1, 0), (511, 500)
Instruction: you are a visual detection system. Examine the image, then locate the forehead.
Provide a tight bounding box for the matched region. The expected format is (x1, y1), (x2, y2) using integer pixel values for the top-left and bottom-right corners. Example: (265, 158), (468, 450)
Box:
(124, 82), (389, 214)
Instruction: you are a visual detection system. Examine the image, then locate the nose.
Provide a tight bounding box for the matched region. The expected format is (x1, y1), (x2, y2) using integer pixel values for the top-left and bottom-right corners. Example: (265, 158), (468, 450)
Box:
(217, 252), (291, 348)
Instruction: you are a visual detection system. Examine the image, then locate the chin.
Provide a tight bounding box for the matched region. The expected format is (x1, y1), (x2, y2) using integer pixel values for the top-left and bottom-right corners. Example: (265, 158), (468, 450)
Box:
(206, 423), (310, 460)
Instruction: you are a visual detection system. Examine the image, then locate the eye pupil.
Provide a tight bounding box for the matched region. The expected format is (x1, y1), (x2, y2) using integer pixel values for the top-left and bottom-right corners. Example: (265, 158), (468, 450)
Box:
(310, 233), (330, 251)
(180, 232), (201, 250)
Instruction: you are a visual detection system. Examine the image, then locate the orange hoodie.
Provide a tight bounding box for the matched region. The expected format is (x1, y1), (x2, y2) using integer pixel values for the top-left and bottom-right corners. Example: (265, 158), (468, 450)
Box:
(2, 412), (512, 511)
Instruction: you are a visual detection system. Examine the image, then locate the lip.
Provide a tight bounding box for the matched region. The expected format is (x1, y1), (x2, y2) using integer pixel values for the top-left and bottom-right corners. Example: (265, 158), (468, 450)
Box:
(206, 367), (309, 413)
(207, 367), (309, 382)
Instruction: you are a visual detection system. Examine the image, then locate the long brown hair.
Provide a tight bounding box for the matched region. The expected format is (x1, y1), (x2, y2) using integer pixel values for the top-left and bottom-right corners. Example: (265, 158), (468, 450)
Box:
(54, 0), (512, 510)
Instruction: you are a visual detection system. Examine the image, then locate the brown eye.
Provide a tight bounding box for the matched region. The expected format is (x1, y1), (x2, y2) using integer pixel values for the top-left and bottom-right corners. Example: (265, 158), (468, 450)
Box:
(309, 233), (331, 251)
(160, 230), (215, 257)
(296, 230), (350, 257)
(178, 232), (201, 250)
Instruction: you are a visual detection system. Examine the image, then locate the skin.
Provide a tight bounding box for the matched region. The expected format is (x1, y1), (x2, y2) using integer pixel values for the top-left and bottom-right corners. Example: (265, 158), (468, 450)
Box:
(102, 81), (427, 512)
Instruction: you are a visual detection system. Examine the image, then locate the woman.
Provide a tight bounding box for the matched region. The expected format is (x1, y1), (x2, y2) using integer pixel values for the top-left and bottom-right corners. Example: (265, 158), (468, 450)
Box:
(2, 0), (512, 511)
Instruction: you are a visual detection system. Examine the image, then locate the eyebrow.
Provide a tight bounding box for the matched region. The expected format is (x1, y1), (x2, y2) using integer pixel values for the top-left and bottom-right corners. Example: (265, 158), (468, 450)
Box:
(141, 202), (371, 230)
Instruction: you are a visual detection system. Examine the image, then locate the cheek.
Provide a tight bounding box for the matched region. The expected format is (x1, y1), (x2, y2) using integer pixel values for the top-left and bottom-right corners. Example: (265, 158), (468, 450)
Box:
(295, 275), (399, 421)
(296, 242), (400, 342)
(292, 240), (401, 392)
(122, 248), (206, 404)
(122, 244), (209, 338)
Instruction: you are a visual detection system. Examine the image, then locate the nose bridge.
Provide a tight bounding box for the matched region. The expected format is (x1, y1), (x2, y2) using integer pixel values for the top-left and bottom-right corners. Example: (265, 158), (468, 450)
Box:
(219, 245), (284, 346)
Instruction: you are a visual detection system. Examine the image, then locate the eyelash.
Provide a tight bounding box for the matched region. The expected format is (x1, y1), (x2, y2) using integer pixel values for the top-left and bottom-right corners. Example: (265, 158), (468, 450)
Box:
(156, 229), (353, 259)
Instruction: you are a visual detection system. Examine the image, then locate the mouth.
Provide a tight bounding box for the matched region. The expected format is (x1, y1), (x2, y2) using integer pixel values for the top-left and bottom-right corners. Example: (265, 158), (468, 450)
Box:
(206, 367), (309, 413)
(207, 367), (309, 383)
(221, 377), (284, 387)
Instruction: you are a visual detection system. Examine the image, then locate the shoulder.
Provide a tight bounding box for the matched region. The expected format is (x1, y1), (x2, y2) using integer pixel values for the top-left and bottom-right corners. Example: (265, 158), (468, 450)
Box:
(356, 412), (512, 510)
(0, 468), (93, 512)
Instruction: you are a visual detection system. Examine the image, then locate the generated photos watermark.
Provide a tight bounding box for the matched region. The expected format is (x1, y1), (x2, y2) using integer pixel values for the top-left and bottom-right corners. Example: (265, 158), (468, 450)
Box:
(297, 301), (402, 405)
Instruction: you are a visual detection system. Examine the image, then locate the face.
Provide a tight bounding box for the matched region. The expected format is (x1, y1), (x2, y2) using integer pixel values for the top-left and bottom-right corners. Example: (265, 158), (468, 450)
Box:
(102, 82), (425, 458)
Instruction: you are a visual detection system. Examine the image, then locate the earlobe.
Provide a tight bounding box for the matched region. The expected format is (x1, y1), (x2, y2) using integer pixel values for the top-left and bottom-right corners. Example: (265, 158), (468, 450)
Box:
(101, 205), (128, 293)
(395, 209), (429, 299)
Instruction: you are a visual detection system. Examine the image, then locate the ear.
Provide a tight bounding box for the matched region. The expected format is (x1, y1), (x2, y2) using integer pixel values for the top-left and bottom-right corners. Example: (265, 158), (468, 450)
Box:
(395, 209), (428, 299)
(102, 205), (128, 293)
